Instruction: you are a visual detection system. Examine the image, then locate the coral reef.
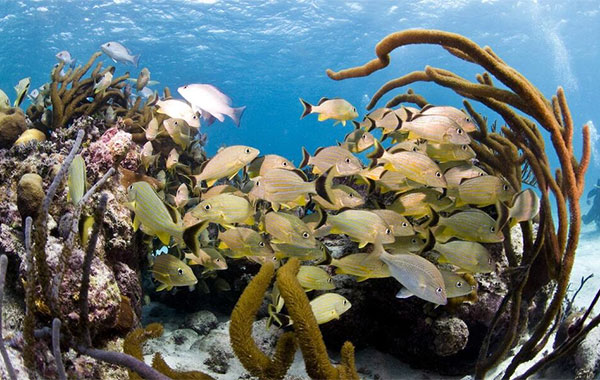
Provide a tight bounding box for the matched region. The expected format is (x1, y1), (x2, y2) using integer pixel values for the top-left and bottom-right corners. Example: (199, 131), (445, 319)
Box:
(326, 28), (590, 379)
(0, 108), (26, 148)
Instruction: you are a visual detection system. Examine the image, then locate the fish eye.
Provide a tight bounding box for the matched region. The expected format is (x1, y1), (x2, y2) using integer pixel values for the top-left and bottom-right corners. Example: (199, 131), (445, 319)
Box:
(127, 185), (133, 191)
(193, 115), (198, 119)
(348, 193), (354, 198)
(465, 117), (471, 123)
(327, 278), (332, 283)
(272, 257), (277, 262)
(343, 299), (348, 305)
(259, 241), (265, 247)
(411, 238), (417, 244)
(457, 128), (463, 134)
(456, 281), (463, 288)
(216, 258), (221, 262)
(177, 268), (183, 275)
(401, 222), (408, 227)
(488, 258), (493, 265)
(107, 43), (111, 46)
(282, 161), (287, 167)
(255, 180), (260, 186)
(362, 135), (367, 139)
(435, 172), (442, 178)
(490, 226), (496, 233)
(204, 204), (211, 210)
(503, 184), (509, 191)
(174, 121), (178, 125)
(436, 287), (443, 294)
(245, 148), (252, 154)
(302, 231), (310, 239)
(344, 158), (351, 164)
(462, 145), (468, 150)
(385, 228), (391, 235)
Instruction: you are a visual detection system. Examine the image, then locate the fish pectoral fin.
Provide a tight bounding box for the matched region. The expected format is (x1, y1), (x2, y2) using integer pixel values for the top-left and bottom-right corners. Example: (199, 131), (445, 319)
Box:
(317, 114), (328, 121)
(358, 241), (368, 249)
(395, 288), (414, 299)
(132, 215), (141, 231)
(356, 276), (369, 282)
(156, 283), (168, 292)
(271, 202), (281, 211)
(243, 215), (255, 225)
(341, 120), (347, 126)
(205, 178), (218, 187)
(218, 241), (229, 250)
(156, 231), (171, 245)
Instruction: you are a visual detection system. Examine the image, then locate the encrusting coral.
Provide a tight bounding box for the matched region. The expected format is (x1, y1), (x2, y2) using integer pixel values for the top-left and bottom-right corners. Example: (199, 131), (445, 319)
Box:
(326, 28), (591, 379)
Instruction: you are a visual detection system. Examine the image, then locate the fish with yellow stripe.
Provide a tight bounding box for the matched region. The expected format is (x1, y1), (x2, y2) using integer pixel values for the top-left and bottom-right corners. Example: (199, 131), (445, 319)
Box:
(218, 227), (273, 258)
(418, 104), (478, 133)
(188, 193), (255, 227)
(300, 146), (362, 176)
(400, 114), (471, 145)
(432, 208), (504, 243)
(307, 293), (352, 324)
(247, 154), (296, 178)
(434, 240), (494, 273)
(326, 209), (395, 248)
(454, 175), (516, 207)
(296, 266), (335, 291)
(262, 211), (317, 249)
(151, 254), (197, 291)
(185, 247), (228, 272)
(331, 252), (390, 282)
(127, 181), (185, 245)
(299, 97), (358, 126)
(193, 145), (259, 187)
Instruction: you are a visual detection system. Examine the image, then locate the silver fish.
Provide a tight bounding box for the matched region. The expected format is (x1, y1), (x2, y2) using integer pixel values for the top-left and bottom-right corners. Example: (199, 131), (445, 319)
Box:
(101, 41), (140, 66)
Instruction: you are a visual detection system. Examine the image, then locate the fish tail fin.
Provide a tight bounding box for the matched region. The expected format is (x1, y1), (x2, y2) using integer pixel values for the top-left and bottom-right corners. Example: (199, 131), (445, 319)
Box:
(366, 139), (385, 164)
(182, 221), (210, 256)
(70, 59), (77, 69)
(314, 168), (333, 205)
(419, 229), (436, 254)
(133, 54), (141, 68)
(299, 98), (313, 119)
(300, 146), (311, 168)
(231, 106), (246, 127)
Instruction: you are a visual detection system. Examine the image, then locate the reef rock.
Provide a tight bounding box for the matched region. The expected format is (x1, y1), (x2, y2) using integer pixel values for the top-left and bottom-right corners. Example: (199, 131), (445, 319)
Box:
(432, 317), (469, 356)
(184, 310), (219, 335)
(0, 107), (26, 148)
(16, 172), (44, 221)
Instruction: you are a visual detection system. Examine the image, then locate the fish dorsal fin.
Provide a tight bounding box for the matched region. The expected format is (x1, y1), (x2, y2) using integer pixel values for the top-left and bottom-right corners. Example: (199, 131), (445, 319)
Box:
(300, 147), (311, 168)
(314, 146), (325, 156)
(317, 97), (330, 105)
(420, 103), (435, 113)
(290, 168), (308, 181)
(351, 120), (360, 130)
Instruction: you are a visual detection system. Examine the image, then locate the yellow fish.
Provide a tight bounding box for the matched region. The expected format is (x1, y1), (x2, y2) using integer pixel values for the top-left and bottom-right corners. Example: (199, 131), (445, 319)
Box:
(444, 164), (487, 190)
(296, 266), (335, 292)
(455, 175), (516, 207)
(143, 117), (162, 141)
(156, 98), (200, 128)
(218, 227), (273, 258)
(152, 254), (197, 291)
(271, 242), (327, 261)
(435, 240), (494, 273)
(308, 293), (352, 324)
(185, 247), (228, 272)
(194, 145), (259, 187)
(166, 148), (180, 171)
(247, 154), (296, 178)
(200, 184), (245, 200)
(127, 181), (184, 245)
(439, 270), (478, 298)
(136, 67), (150, 91)
(400, 115), (471, 145)
(189, 193), (254, 227)
(14, 77), (30, 107)
(299, 97), (358, 126)
(418, 105), (478, 133)
(389, 188), (452, 218)
(331, 253), (390, 282)
(370, 209), (414, 237)
(340, 128), (375, 153)
(384, 235), (427, 254)
(67, 154), (86, 205)
(425, 142), (476, 163)
(263, 211), (317, 248)
(313, 183), (364, 211)
(174, 183), (190, 209)
(433, 209), (504, 243)
(326, 209), (395, 248)
(94, 71), (113, 96)
(140, 141), (159, 171)
(300, 146), (362, 176)
(163, 118), (191, 150)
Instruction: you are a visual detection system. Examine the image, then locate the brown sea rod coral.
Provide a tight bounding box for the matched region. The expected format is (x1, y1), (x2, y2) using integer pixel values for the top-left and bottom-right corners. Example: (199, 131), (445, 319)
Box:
(326, 28), (590, 379)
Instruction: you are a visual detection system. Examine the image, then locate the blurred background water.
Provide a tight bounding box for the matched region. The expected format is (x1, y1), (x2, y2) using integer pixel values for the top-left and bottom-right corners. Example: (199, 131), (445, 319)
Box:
(1, 0), (599, 300)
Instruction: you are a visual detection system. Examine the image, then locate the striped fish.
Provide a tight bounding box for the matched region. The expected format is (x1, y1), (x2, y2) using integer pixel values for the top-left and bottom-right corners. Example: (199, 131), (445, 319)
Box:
(375, 170), (421, 194)
(263, 211), (317, 248)
(327, 209), (395, 248)
(340, 128), (375, 153)
(271, 242), (327, 261)
(152, 254), (197, 291)
(68, 154), (86, 205)
(194, 145), (260, 187)
(425, 142), (475, 163)
(371, 141), (447, 188)
(418, 105), (478, 133)
(308, 293), (351, 324)
(509, 188), (540, 224)
(247, 154), (296, 178)
(376, 247), (447, 305)
(218, 227), (273, 258)
(188, 193), (254, 227)
(440, 270), (478, 298)
(127, 181), (184, 245)
(296, 266), (335, 291)
(455, 175), (516, 207)
(444, 164), (487, 190)
(371, 209), (414, 237)
(384, 235), (426, 254)
(435, 240), (494, 273)
(300, 146), (362, 176)
(163, 118), (191, 150)
(389, 188), (453, 218)
(185, 247), (228, 271)
(313, 184), (364, 210)
(331, 253), (390, 281)
(400, 115), (471, 145)
(200, 184), (244, 200)
(434, 209), (504, 243)
(247, 168), (328, 211)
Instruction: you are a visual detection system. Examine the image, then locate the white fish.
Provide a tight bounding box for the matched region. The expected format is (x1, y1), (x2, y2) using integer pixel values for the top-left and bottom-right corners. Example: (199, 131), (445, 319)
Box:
(94, 71), (113, 95)
(100, 41), (140, 67)
(156, 99), (200, 128)
(178, 84), (246, 127)
(55, 50), (76, 68)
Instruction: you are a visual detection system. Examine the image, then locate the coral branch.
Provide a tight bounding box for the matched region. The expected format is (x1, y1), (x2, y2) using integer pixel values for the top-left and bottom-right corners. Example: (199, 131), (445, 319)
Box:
(77, 345), (171, 380)
(0, 255), (16, 380)
(22, 216), (35, 374)
(52, 318), (66, 380)
(229, 262), (297, 380)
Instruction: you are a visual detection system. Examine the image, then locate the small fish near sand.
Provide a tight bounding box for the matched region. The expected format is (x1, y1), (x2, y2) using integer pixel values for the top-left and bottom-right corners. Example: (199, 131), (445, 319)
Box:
(101, 41), (140, 67)
(299, 97), (358, 126)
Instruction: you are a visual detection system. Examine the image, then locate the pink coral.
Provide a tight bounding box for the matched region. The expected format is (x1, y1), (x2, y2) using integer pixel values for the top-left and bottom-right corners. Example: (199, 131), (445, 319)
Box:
(84, 123), (139, 179)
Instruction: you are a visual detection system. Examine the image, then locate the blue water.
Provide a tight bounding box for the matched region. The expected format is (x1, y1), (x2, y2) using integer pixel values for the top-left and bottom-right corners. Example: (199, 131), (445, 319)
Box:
(0, 0), (599, 191)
